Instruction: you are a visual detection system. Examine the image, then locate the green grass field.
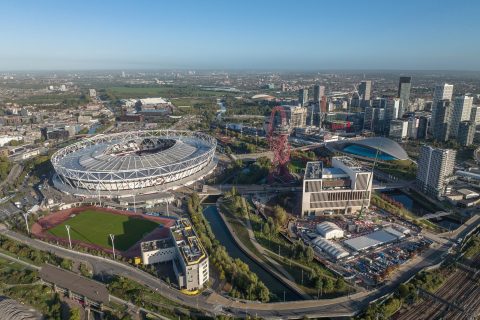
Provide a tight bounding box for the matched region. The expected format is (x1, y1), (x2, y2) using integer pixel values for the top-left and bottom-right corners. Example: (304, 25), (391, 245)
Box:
(48, 210), (160, 251)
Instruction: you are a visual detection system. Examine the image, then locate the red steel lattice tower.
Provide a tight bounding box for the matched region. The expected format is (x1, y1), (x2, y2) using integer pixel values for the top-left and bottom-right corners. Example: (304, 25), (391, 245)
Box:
(267, 106), (291, 180)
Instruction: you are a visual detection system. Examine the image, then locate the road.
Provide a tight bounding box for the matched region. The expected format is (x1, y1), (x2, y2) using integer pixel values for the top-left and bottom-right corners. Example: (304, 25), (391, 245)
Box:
(0, 163), (22, 190)
(0, 222), (469, 320)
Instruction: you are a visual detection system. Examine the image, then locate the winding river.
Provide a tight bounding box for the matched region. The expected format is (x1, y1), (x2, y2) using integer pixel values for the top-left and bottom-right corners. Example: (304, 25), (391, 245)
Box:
(202, 205), (302, 301)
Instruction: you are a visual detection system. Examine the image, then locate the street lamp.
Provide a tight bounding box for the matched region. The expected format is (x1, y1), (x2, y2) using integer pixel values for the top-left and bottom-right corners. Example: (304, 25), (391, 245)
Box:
(65, 224), (72, 249)
(22, 212), (30, 234)
(109, 234), (116, 259)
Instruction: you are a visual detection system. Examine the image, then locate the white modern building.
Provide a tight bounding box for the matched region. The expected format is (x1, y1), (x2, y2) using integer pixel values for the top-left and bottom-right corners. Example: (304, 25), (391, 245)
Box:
(450, 96), (474, 138)
(141, 219), (209, 291)
(431, 83), (454, 134)
(315, 221), (344, 239)
(416, 146), (456, 198)
(389, 119), (408, 140)
(302, 156), (373, 216)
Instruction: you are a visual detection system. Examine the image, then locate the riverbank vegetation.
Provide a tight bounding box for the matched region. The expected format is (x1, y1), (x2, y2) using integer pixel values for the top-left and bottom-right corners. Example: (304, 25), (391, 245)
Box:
(188, 193), (270, 302)
(371, 192), (442, 232)
(463, 234), (480, 259)
(221, 190), (350, 298)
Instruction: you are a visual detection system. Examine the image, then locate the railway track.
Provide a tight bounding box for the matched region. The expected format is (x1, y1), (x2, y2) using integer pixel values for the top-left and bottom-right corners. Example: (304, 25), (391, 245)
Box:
(397, 253), (480, 320)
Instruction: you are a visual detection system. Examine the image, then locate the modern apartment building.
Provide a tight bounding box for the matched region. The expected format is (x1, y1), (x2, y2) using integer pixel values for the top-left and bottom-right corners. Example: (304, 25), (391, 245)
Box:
(431, 83), (454, 134)
(140, 219), (209, 291)
(458, 121), (475, 146)
(450, 95), (474, 138)
(433, 100), (452, 142)
(416, 146), (456, 198)
(398, 76), (412, 115)
(299, 88), (309, 107)
(302, 156), (373, 216)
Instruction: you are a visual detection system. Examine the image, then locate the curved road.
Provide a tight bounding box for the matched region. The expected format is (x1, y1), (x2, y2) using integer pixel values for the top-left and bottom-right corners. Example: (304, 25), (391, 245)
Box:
(1, 214), (478, 319)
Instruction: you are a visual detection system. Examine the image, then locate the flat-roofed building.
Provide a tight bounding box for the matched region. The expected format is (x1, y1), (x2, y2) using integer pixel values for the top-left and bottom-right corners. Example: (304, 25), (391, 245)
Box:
(140, 219), (209, 291)
(301, 156), (373, 216)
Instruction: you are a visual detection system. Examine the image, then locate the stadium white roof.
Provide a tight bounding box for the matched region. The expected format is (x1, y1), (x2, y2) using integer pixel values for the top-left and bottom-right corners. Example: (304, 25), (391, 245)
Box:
(139, 97), (168, 105)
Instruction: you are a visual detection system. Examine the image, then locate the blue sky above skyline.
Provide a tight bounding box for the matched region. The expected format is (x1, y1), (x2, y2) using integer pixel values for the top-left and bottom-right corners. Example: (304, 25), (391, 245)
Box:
(1, 0), (479, 71)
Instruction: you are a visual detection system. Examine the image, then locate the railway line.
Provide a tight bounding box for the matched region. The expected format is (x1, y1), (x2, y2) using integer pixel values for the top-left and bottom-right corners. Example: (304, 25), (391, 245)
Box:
(396, 254), (480, 320)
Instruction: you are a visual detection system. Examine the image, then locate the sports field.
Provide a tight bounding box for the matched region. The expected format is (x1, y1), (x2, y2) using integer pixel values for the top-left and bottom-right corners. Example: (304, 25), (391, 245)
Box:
(47, 209), (160, 251)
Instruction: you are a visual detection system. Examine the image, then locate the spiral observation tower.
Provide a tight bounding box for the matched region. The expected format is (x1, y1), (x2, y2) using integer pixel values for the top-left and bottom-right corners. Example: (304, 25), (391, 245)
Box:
(51, 130), (217, 198)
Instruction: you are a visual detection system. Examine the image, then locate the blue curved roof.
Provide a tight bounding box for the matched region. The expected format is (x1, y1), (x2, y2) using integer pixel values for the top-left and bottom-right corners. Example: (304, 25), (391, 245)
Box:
(343, 137), (409, 160)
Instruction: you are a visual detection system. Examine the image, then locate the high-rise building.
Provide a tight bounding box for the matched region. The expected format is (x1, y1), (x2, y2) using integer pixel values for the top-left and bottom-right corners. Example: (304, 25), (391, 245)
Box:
(389, 119), (408, 141)
(433, 100), (452, 142)
(416, 146), (456, 198)
(450, 96), (474, 138)
(417, 116), (429, 139)
(283, 105), (307, 128)
(299, 88), (308, 107)
(470, 105), (480, 125)
(398, 76), (412, 115)
(385, 98), (401, 133)
(431, 83), (454, 134)
(358, 80), (372, 105)
(313, 85), (325, 104)
(458, 121), (475, 146)
(407, 116), (419, 139)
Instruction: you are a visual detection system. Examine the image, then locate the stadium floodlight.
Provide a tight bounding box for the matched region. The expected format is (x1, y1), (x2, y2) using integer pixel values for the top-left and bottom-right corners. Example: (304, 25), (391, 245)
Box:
(65, 224), (72, 249)
(22, 212), (30, 234)
(109, 234), (116, 259)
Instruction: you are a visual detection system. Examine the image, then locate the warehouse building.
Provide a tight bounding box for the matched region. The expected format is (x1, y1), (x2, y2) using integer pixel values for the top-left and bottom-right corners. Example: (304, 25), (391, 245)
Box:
(315, 221), (344, 239)
(343, 228), (405, 252)
(312, 237), (350, 260)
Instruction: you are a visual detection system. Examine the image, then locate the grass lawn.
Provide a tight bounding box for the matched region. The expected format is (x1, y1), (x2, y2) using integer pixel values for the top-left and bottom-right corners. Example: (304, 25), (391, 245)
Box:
(48, 210), (160, 251)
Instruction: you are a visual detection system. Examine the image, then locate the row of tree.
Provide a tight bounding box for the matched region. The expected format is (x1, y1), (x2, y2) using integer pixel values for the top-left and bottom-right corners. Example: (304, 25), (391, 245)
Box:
(187, 193), (270, 302)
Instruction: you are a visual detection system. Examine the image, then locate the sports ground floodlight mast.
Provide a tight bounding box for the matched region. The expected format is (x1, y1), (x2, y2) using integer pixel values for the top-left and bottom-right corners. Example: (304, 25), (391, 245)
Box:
(267, 106), (291, 180)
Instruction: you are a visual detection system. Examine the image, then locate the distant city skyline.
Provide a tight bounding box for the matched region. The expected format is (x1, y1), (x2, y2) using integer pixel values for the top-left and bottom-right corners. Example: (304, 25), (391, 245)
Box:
(1, 0), (480, 71)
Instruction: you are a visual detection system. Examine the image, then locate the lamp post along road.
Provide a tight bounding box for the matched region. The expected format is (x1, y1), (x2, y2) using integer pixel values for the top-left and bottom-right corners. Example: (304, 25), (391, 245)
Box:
(65, 225), (72, 249)
(22, 213), (30, 234)
(110, 234), (116, 259)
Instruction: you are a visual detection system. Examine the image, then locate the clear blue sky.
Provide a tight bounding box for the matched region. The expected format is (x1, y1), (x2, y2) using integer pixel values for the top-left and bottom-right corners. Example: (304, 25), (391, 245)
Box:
(1, 0), (479, 71)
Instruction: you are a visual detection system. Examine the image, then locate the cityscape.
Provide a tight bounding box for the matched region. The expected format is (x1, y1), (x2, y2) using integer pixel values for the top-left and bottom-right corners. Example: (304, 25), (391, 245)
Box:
(0, 1), (479, 320)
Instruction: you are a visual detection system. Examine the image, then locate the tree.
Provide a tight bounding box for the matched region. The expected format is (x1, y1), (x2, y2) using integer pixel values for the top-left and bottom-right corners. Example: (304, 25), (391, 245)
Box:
(305, 246), (314, 262)
(323, 278), (334, 292)
(314, 277), (323, 299)
(69, 307), (82, 320)
(0, 156), (10, 181)
(273, 205), (288, 227)
(398, 283), (410, 298)
(335, 278), (346, 291)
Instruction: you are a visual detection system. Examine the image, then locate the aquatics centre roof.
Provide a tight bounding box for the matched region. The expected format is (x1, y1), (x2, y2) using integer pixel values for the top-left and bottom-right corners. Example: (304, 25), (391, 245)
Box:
(342, 137), (409, 160)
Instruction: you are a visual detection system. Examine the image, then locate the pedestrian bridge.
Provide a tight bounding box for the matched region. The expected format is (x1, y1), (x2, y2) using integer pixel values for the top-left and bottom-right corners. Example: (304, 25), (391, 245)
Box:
(419, 211), (451, 220)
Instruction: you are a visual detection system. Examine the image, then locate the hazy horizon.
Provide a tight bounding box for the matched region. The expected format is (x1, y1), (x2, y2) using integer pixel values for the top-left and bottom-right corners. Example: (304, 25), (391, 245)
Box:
(1, 0), (479, 71)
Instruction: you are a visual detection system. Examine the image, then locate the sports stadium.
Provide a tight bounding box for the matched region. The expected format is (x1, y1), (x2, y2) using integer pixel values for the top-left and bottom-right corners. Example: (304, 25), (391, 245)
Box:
(52, 130), (216, 198)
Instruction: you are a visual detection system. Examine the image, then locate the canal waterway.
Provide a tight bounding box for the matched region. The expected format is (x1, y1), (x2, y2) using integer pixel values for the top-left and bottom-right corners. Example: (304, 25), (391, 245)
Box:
(381, 190), (460, 230)
(202, 205), (302, 301)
